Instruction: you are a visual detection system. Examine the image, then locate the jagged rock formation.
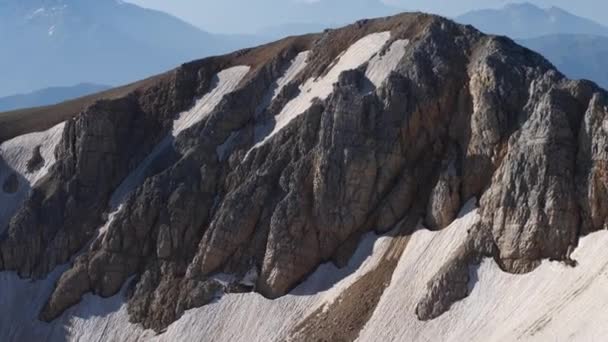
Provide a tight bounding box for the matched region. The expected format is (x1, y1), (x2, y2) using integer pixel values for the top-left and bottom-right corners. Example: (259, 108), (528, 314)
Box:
(0, 12), (607, 340)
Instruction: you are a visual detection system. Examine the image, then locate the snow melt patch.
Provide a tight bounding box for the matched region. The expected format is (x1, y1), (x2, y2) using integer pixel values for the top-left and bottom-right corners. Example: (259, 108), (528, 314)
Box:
(221, 51), (309, 160)
(0, 122), (65, 231)
(173, 65), (250, 136)
(365, 39), (409, 87)
(152, 231), (395, 342)
(0, 121), (65, 184)
(253, 32), (392, 148)
(0, 267), (146, 342)
(357, 206), (608, 341)
(256, 50), (310, 115)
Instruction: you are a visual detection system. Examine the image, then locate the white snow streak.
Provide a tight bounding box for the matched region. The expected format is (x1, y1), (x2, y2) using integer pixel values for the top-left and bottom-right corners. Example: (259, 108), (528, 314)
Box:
(254, 32), (392, 148)
(257, 50), (310, 115)
(227, 51), (309, 160)
(109, 65), (250, 230)
(365, 39), (409, 87)
(173, 65), (250, 136)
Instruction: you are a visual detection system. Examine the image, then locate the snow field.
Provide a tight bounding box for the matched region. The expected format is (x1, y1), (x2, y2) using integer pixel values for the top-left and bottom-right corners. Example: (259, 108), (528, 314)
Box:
(0, 121), (65, 231)
(173, 66), (251, 136)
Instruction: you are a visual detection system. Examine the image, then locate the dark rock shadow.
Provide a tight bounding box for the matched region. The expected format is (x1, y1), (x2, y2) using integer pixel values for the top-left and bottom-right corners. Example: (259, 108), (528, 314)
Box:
(0, 155), (32, 235)
(289, 231), (383, 296)
(467, 263), (480, 294)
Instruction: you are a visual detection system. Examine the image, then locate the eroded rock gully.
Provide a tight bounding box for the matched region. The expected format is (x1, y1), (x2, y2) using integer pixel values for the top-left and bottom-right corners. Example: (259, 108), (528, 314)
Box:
(0, 13), (606, 333)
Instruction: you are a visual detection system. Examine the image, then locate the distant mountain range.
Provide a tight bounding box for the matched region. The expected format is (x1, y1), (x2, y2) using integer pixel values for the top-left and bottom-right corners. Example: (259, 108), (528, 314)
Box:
(456, 2), (608, 38)
(251, 0), (398, 40)
(3, 1), (608, 111)
(0, 0), (248, 97)
(518, 34), (608, 89)
(0, 83), (110, 112)
(457, 2), (608, 88)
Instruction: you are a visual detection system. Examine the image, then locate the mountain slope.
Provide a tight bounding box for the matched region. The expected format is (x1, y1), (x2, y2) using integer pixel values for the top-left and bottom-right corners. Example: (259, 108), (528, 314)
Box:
(518, 34), (608, 89)
(1, 12), (608, 341)
(0, 83), (110, 112)
(0, 0), (243, 96)
(456, 2), (608, 38)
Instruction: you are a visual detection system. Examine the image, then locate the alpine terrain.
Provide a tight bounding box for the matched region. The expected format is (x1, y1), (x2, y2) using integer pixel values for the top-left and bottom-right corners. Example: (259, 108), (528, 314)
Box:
(457, 3), (608, 89)
(1, 12), (608, 341)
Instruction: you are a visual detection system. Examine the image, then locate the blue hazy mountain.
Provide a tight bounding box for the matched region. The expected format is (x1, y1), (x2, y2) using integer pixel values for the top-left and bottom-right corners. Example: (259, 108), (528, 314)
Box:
(457, 3), (608, 88)
(456, 2), (608, 39)
(518, 34), (608, 89)
(0, 83), (110, 112)
(0, 0), (246, 97)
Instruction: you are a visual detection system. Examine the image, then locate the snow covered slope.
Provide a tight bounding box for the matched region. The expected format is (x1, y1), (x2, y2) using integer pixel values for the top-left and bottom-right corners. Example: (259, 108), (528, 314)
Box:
(2, 199), (608, 341)
(0, 122), (65, 231)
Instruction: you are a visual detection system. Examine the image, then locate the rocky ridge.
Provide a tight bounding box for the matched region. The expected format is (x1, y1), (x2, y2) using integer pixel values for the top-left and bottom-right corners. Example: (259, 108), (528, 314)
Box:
(0, 12), (606, 336)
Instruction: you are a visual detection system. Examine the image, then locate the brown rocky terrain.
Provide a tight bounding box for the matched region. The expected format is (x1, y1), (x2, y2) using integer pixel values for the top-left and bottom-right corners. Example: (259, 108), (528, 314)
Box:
(0, 11), (607, 338)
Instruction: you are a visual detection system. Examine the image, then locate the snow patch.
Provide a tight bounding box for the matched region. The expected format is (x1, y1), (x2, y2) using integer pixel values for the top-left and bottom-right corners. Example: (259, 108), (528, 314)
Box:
(0, 121), (64, 184)
(251, 32), (392, 150)
(26, 7), (46, 20)
(365, 39), (409, 87)
(173, 65), (250, 136)
(357, 207), (608, 341)
(256, 50), (310, 115)
(0, 122), (65, 231)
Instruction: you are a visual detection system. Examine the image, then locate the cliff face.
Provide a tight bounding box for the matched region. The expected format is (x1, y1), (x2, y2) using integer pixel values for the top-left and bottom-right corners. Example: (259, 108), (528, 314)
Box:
(0, 12), (607, 336)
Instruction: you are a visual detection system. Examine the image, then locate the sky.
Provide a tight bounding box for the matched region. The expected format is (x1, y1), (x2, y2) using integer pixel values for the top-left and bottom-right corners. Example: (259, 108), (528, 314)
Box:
(126, 0), (607, 34)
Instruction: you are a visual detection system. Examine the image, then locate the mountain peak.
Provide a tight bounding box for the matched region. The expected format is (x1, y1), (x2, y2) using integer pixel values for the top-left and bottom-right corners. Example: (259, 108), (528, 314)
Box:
(503, 2), (543, 11)
(1, 11), (608, 340)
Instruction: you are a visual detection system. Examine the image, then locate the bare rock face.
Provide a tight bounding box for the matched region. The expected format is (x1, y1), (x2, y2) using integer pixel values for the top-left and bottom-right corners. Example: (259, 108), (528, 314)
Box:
(425, 148), (461, 230)
(2, 12), (608, 334)
(577, 94), (608, 234)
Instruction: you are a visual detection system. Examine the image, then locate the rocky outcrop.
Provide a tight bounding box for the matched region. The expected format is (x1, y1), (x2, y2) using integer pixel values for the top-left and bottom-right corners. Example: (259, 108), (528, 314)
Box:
(1, 12), (607, 335)
(25, 146), (44, 173)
